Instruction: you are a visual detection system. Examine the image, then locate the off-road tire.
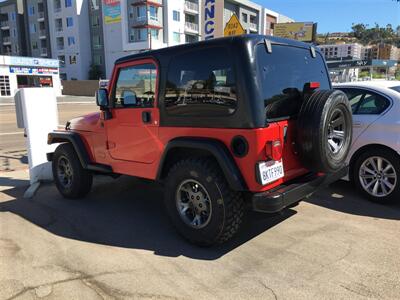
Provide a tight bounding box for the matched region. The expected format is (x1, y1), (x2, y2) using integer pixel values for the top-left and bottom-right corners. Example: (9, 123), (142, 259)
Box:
(164, 158), (245, 246)
(52, 143), (93, 199)
(297, 89), (352, 173)
(352, 148), (400, 204)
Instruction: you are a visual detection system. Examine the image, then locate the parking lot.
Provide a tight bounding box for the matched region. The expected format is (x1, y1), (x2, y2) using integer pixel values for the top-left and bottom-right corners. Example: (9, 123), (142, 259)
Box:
(1, 97), (400, 299)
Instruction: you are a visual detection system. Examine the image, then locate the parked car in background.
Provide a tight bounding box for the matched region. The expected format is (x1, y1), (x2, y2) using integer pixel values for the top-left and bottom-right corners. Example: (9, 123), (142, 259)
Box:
(334, 81), (400, 204)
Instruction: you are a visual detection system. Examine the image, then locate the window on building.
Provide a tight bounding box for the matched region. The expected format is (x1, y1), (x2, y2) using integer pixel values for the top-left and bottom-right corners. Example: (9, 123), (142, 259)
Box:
(137, 28), (148, 41)
(32, 41), (38, 49)
(10, 12), (16, 21)
(0, 76), (11, 96)
(150, 29), (158, 40)
(28, 5), (35, 16)
(66, 17), (73, 27)
(93, 54), (102, 65)
(149, 6), (158, 20)
(58, 55), (66, 67)
(67, 36), (75, 46)
(91, 16), (99, 27)
(92, 35), (101, 48)
(173, 32), (180, 43)
(242, 13), (248, 23)
(136, 6), (146, 20)
(69, 55), (77, 64)
(29, 23), (37, 34)
(65, 0), (72, 7)
(165, 47), (237, 116)
(129, 29), (135, 42)
(173, 10), (180, 21)
(129, 6), (134, 18)
(114, 64), (157, 108)
(12, 28), (17, 37)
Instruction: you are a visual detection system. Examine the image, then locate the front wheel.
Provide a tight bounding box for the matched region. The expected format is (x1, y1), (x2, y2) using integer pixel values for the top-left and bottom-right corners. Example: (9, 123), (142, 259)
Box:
(164, 158), (245, 246)
(52, 143), (93, 199)
(353, 148), (399, 204)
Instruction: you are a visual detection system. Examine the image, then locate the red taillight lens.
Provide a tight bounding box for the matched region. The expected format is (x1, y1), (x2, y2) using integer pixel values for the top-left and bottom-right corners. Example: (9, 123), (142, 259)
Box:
(265, 140), (283, 161)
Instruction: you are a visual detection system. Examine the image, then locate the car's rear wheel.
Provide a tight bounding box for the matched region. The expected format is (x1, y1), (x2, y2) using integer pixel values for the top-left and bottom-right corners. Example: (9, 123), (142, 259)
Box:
(52, 143), (93, 199)
(353, 149), (399, 204)
(164, 158), (245, 246)
(297, 89), (352, 173)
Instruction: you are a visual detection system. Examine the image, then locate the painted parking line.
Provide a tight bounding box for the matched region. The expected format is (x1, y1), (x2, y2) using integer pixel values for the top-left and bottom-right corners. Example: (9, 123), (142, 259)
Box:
(0, 131), (24, 136)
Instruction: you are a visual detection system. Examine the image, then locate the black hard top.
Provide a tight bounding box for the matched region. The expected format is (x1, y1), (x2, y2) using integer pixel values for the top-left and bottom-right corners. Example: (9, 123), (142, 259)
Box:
(115, 34), (314, 65)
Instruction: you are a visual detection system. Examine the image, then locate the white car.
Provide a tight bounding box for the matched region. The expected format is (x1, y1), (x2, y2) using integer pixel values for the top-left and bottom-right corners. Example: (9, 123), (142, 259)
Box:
(334, 81), (400, 204)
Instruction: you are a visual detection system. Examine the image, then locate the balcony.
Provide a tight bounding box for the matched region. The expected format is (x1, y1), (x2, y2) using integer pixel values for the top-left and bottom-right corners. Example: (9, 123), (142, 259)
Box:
(132, 15), (162, 28)
(2, 36), (11, 44)
(54, 7), (62, 13)
(38, 11), (45, 20)
(184, 1), (199, 14)
(57, 44), (64, 51)
(0, 20), (9, 30)
(55, 26), (63, 33)
(184, 22), (199, 34)
(249, 22), (257, 32)
(40, 48), (48, 56)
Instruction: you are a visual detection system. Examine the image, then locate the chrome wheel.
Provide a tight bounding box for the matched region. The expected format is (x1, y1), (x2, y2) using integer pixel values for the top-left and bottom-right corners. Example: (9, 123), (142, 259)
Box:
(327, 108), (346, 154)
(175, 179), (212, 229)
(57, 156), (73, 188)
(359, 156), (397, 198)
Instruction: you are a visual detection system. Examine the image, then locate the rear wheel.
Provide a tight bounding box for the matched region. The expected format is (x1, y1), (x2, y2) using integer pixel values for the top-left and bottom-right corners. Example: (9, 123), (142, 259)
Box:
(164, 158), (245, 246)
(52, 143), (93, 199)
(353, 149), (399, 204)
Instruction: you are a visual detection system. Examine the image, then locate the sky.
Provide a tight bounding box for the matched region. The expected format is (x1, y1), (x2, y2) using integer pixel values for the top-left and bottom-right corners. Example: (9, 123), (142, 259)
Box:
(253, 0), (400, 33)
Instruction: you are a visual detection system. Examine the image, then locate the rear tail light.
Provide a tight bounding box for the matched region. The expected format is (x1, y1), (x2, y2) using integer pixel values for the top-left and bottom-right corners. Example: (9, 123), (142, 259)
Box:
(265, 140), (283, 161)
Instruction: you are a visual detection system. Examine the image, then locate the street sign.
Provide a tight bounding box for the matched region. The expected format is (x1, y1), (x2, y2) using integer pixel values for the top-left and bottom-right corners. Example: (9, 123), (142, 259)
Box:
(274, 22), (316, 42)
(224, 14), (245, 37)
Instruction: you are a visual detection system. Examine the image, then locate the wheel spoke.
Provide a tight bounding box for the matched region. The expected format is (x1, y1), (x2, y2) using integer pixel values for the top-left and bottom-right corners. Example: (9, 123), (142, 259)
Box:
(383, 164), (393, 173)
(365, 179), (377, 189)
(191, 215), (201, 226)
(377, 157), (383, 171)
(332, 130), (345, 141)
(382, 179), (394, 190)
(331, 115), (344, 128)
(380, 181), (388, 195)
(328, 139), (339, 153)
(372, 180), (379, 195)
(360, 174), (374, 179)
(369, 158), (378, 172)
(363, 166), (375, 175)
(179, 203), (189, 214)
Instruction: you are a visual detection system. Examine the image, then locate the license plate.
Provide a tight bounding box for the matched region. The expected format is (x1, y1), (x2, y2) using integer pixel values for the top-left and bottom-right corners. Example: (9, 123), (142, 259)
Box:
(258, 160), (284, 185)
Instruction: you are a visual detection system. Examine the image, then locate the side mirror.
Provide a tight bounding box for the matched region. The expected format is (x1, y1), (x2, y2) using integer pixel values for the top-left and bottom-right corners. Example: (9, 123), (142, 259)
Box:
(96, 88), (109, 108)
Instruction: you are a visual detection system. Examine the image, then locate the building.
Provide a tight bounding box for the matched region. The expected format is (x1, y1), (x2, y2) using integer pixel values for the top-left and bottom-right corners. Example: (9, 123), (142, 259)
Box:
(24, 0), (52, 59)
(0, 0), (27, 57)
(319, 43), (363, 60)
(89, 0), (105, 78)
(0, 55), (62, 97)
(46, 0), (92, 80)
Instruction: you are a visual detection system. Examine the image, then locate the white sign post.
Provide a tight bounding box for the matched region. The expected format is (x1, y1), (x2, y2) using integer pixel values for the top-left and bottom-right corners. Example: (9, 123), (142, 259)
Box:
(14, 88), (59, 198)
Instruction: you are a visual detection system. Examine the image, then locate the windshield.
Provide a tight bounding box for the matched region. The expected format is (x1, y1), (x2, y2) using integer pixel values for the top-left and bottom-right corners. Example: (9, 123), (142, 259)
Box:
(256, 44), (330, 120)
(389, 86), (400, 93)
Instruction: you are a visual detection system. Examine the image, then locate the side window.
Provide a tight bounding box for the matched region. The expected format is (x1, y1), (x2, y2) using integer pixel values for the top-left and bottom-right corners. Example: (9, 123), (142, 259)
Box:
(165, 47), (237, 116)
(114, 63), (157, 108)
(357, 92), (390, 115)
(340, 88), (365, 113)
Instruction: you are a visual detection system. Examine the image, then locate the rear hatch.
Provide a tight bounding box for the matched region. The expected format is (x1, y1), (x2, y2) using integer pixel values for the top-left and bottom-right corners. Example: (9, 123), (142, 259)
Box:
(255, 42), (331, 183)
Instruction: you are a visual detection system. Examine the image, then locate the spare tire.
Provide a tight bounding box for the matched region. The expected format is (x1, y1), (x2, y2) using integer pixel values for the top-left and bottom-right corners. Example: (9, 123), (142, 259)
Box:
(297, 89), (352, 173)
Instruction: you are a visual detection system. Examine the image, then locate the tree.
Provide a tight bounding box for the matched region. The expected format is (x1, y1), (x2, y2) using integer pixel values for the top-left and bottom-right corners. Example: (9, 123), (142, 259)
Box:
(88, 64), (103, 80)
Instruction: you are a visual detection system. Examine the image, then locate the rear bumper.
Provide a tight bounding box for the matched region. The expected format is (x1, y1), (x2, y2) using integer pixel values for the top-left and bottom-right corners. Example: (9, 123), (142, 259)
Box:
(251, 166), (348, 213)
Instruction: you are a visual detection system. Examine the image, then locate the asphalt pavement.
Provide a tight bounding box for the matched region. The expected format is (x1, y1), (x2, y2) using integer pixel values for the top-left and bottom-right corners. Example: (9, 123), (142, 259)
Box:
(1, 96), (400, 299)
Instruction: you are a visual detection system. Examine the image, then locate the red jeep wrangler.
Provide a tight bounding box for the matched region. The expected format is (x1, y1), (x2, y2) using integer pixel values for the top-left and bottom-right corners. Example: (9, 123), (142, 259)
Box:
(48, 35), (352, 246)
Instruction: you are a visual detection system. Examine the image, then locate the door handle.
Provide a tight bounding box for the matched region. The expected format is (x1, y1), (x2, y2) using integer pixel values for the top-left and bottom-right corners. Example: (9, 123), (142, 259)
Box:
(142, 111), (152, 123)
(353, 121), (363, 127)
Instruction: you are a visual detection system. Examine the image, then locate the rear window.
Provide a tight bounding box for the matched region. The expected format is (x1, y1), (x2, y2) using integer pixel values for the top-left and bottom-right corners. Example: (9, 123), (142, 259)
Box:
(256, 44), (330, 121)
(389, 86), (400, 93)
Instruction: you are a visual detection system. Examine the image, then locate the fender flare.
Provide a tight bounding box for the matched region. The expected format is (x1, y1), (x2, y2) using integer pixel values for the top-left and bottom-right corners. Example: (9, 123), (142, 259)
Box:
(47, 131), (112, 173)
(156, 138), (247, 191)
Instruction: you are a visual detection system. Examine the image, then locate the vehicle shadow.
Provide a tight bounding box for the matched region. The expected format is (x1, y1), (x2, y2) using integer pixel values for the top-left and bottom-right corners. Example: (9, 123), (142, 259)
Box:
(306, 180), (400, 220)
(0, 175), (296, 260)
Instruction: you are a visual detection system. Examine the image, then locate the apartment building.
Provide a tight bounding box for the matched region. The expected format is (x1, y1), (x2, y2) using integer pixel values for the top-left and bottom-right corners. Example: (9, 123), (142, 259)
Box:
(47, 0), (91, 80)
(319, 43), (363, 60)
(24, 0), (52, 58)
(0, 0), (27, 56)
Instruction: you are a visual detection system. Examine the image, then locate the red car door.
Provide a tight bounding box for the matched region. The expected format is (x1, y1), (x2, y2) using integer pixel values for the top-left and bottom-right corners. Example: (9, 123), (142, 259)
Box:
(105, 58), (161, 164)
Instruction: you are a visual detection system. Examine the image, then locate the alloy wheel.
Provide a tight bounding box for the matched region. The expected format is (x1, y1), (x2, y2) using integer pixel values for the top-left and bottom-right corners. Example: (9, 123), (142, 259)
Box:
(175, 179), (212, 229)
